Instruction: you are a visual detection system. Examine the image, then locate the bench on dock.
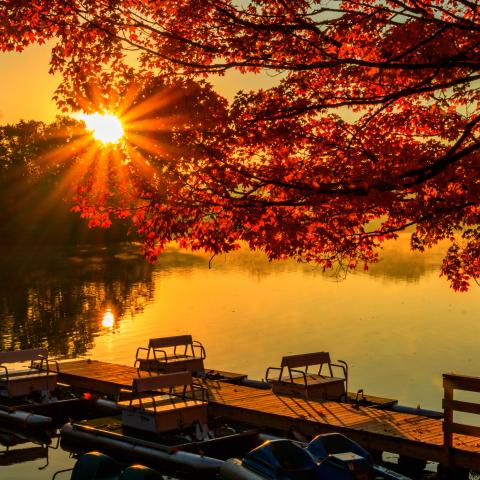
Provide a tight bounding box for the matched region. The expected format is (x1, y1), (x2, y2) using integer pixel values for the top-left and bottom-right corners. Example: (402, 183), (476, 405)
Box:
(265, 352), (348, 401)
(120, 371), (208, 433)
(0, 348), (58, 398)
(134, 335), (206, 375)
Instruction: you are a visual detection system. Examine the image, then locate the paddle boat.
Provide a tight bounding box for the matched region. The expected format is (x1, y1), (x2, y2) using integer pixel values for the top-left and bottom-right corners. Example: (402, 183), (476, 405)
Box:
(220, 433), (412, 480)
(0, 348), (120, 431)
(61, 370), (275, 478)
(53, 451), (165, 480)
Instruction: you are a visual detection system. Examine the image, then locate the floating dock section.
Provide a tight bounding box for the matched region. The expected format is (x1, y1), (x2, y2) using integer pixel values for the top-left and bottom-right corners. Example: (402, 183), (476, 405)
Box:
(53, 360), (480, 472)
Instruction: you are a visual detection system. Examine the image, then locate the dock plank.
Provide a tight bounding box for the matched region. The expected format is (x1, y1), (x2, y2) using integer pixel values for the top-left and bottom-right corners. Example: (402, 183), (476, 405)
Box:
(53, 359), (480, 470)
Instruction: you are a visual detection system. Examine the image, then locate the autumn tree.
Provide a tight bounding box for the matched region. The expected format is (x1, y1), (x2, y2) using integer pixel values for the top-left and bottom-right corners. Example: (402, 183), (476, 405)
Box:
(0, 0), (479, 289)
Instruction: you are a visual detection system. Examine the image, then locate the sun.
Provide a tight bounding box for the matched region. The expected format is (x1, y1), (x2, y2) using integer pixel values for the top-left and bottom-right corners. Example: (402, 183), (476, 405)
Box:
(77, 112), (125, 144)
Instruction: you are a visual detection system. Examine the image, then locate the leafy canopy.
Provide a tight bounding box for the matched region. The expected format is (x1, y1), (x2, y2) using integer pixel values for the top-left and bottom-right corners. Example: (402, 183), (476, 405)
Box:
(0, 0), (479, 289)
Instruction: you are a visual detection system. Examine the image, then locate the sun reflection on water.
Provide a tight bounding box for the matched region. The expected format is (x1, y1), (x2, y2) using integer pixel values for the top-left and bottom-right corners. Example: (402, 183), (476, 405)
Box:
(102, 308), (115, 329)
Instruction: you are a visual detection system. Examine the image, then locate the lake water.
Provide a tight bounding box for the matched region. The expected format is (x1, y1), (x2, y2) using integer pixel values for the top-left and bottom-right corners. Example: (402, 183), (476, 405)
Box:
(1, 236), (479, 478)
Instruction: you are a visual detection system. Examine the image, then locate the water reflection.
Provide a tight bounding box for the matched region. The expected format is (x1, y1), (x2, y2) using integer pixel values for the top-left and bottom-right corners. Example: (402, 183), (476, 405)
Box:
(189, 237), (446, 283)
(0, 428), (51, 468)
(0, 237), (447, 359)
(0, 425), (68, 480)
(366, 239), (445, 283)
(0, 244), (154, 357)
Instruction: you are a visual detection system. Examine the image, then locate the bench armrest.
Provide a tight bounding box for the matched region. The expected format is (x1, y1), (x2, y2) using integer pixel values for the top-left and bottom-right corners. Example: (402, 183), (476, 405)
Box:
(0, 364), (8, 381)
(135, 347), (150, 360)
(331, 360), (348, 394)
(191, 383), (208, 402)
(330, 362), (347, 378)
(192, 341), (206, 360)
(34, 354), (46, 372)
(35, 355), (60, 376)
(129, 394), (158, 413)
(45, 358), (60, 375)
(289, 368), (309, 387)
(134, 347), (151, 373)
(152, 348), (168, 363)
(134, 358), (141, 372)
(265, 366), (283, 382)
(50, 359), (60, 373)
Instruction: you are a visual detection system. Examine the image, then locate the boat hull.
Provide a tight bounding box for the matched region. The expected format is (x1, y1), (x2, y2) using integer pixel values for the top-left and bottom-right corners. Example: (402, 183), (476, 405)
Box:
(61, 422), (225, 478)
(0, 407), (51, 430)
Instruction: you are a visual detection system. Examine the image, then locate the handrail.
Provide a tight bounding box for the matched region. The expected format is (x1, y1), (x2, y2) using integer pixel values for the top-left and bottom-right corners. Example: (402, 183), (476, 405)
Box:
(332, 360), (348, 397)
(192, 340), (206, 359)
(0, 364), (8, 382)
(152, 348), (168, 363)
(443, 373), (480, 469)
(265, 366), (282, 382)
(289, 368), (309, 387)
(135, 346), (149, 360)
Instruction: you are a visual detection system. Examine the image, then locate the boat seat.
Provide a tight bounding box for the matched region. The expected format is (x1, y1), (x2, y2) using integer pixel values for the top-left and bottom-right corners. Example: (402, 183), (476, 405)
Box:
(119, 393), (205, 410)
(118, 394), (171, 409)
(0, 348), (58, 398)
(2, 372), (55, 380)
(265, 352), (347, 401)
(121, 371), (208, 433)
(142, 398), (205, 413)
(135, 335), (206, 376)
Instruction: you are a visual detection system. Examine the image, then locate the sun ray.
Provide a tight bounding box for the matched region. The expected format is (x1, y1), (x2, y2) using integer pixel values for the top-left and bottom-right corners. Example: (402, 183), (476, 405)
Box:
(116, 83), (141, 117)
(124, 143), (156, 178)
(36, 123), (86, 141)
(121, 89), (183, 123)
(6, 138), (103, 246)
(73, 80), (115, 116)
(35, 136), (94, 168)
(51, 142), (102, 199)
(127, 115), (184, 133)
(126, 132), (169, 158)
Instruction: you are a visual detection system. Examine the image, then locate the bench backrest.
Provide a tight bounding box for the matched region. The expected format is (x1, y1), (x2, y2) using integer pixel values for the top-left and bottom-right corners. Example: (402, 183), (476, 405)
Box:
(148, 335), (193, 349)
(132, 371), (193, 393)
(0, 348), (48, 364)
(280, 352), (331, 369)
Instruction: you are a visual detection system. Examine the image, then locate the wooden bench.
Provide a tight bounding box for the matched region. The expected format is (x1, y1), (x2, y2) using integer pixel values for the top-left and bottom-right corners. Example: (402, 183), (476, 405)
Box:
(265, 352), (348, 401)
(135, 335), (206, 375)
(0, 348), (58, 398)
(120, 371), (208, 433)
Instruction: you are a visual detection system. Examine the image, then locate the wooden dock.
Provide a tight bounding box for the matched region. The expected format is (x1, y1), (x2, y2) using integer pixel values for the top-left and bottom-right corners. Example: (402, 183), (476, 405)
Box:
(54, 359), (480, 472)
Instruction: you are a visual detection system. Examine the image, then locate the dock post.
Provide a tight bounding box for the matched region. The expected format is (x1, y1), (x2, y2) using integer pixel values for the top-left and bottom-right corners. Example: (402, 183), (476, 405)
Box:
(442, 374), (454, 478)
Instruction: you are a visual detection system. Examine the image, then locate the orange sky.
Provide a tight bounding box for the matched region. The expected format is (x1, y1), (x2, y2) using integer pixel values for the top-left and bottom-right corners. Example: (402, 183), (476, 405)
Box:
(0, 43), (280, 125)
(0, 45), (61, 123)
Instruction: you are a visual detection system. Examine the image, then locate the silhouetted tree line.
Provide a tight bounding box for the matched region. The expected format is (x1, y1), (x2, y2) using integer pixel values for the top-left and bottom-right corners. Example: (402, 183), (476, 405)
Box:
(0, 117), (131, 246)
